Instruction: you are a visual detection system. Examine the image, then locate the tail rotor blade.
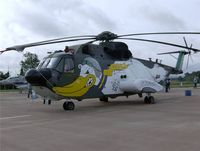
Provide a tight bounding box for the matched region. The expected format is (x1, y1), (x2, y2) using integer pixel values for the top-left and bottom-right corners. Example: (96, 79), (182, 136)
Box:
(190, 55), (194, 63)
(190, 44), (193, 54)
(169, 54), (178, 59)
(183, 37), (189, 48)
(186, 55), (190, 69)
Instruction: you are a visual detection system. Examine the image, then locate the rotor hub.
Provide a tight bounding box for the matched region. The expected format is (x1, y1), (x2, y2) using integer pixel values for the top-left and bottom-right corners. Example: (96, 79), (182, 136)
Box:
(96, 31), (118, 41)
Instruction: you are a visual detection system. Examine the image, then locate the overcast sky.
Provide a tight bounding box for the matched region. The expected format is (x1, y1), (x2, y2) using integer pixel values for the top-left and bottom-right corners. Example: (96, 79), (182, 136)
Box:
(0, 0), (200, 75)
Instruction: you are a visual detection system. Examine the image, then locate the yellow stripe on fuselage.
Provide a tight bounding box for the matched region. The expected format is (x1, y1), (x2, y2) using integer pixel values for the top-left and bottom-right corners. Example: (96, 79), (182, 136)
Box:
(53, 74), (96, 97)
(103, 63), (128, 76)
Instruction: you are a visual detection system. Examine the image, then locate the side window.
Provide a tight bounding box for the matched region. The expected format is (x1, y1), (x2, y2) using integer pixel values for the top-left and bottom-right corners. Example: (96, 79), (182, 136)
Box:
(64, 58), (74, 72)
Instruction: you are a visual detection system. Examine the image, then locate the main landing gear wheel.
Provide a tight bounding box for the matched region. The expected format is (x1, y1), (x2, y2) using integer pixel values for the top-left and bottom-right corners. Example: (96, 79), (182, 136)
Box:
(99, 97), (108, 102)
(144, 96), (155, 104)
(63, 101), (75, 110)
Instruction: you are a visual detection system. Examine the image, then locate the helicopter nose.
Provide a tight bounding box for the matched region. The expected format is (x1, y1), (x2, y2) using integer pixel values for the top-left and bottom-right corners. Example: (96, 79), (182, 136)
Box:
(25, 69), (51, 86)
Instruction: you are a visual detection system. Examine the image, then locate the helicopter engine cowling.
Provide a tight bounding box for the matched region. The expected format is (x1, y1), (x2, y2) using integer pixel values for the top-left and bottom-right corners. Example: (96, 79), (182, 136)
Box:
(25, 68), (52, 86)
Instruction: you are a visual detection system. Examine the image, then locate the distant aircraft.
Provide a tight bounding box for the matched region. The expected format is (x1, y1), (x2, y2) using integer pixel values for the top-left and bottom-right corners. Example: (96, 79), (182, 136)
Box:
(0, 75), (28, 90)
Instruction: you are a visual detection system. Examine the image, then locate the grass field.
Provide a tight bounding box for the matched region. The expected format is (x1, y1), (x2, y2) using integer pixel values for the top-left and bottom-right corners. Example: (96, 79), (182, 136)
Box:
(170, 80), (196, 88)
(0, 89), (26, 92)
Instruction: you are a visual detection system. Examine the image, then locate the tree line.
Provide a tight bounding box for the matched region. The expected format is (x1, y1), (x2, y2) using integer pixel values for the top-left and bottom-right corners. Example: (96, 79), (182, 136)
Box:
(0, 52), (40, 80)
(177, 71), (200, 82)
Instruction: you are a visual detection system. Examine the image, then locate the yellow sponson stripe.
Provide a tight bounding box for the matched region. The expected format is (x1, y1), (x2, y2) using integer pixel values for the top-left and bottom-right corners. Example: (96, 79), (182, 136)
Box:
(99, 75), (105, 88)
(103, 63), (128, 76)
(53, 74), (96, 97)
(103, 70), (113, 76)
(109, 64), (128, 70)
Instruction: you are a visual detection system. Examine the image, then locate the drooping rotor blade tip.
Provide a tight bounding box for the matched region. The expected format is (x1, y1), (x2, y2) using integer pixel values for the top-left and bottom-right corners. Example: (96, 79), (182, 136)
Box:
(0, 51), (4, 55)
(0, 49), (8, 54)
(0, 46), (26, 54)
(14, 46), (25, 52)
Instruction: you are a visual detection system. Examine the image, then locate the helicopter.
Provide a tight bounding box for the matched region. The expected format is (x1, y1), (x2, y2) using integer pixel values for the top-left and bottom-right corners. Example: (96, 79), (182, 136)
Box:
(1, 31), (200, 110)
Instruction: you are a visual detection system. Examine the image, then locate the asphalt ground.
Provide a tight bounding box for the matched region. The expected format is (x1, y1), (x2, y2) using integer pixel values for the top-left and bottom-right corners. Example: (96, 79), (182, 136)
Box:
(0, 88), (200, 151)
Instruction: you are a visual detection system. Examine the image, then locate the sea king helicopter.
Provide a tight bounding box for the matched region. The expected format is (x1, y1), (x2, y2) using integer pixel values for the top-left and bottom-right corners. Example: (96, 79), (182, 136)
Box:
(1, 31), (200, 110)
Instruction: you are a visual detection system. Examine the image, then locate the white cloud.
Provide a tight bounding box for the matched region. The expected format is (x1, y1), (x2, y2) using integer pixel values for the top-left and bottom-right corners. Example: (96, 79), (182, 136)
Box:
(0, 0), (200, 75)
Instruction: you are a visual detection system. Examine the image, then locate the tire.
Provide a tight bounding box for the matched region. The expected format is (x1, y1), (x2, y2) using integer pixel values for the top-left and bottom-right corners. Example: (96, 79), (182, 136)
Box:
(63, 101), (75, 110)
(67, 102), (75, 110)
(144, 96), (149, 104)
(149, 96), (155, 104)
(63, 102), (68, 110)
(100, 97), (108, 102)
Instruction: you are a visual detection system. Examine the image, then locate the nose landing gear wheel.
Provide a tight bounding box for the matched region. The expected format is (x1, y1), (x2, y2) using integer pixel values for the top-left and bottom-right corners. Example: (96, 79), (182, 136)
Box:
(99, 97), (108, 102)
(144, 96), (155, 104)
(63, 101), (75, 110)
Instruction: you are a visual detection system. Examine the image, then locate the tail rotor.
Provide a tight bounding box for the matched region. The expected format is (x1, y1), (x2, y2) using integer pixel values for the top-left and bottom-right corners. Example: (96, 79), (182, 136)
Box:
(183, 37), (194, 69)
(157, 37), (195, 71)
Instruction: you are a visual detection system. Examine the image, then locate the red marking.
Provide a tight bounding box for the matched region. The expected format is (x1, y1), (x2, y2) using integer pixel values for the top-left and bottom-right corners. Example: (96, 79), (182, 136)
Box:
(64, 46), (74, 54)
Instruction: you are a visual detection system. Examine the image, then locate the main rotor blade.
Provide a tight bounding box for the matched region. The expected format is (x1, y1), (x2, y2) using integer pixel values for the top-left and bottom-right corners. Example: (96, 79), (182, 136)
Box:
(157, 51), (184, 55)
(118, 37), (200, 53)
(24, 35), (96, 46)
(118, 32), (200, 37)
(1, 37), (96, 53)
(85, 39), (97, 44)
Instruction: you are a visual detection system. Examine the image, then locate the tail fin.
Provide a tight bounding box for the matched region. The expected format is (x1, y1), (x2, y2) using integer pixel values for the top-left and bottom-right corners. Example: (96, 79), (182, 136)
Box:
(175, 51), (185, 71)
(158, 50), (189, 71)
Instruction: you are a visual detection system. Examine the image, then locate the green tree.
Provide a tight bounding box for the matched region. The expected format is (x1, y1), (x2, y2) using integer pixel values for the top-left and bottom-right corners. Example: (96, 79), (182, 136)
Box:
(0, 71), (10, 79)
(19, 68), (24, 76)
(20, 52), (40, 75)
(0, 71), (4, 80)
(177, 76), (183, 82)
(4, 71), (10, 78)
(184, 71), (200, 82)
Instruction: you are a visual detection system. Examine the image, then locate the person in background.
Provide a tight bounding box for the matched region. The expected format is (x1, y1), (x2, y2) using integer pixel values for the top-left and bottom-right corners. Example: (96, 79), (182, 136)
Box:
(165, 78), (170, 92)
(193, 76), (198, 88)
(27, 83), (32, 98)
(168, 78), (171, 90)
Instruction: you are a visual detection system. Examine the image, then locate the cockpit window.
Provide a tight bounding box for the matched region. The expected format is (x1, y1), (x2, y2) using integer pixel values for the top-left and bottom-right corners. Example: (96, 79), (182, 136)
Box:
(54, 56), (74, 73)
(47, 58), (59, 68)
(64, 57), (74, 72)
(37, 57), (61, 69)
(56, 58), (64, 72)
(41, 58), (50, 68)
(37, 59), (47, 69)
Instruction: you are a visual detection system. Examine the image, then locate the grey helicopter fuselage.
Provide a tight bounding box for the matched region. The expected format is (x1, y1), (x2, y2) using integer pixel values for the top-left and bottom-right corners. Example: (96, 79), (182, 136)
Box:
(25, 41), (181, 101)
